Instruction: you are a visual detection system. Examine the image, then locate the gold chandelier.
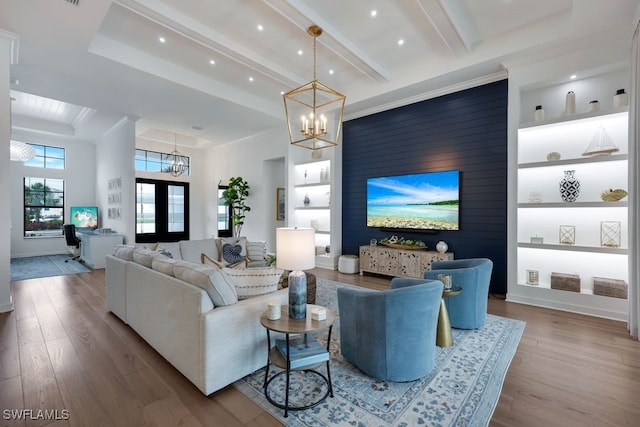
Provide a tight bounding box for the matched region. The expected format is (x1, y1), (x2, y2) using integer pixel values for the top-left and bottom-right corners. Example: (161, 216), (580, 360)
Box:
(283, 25), (346, 150)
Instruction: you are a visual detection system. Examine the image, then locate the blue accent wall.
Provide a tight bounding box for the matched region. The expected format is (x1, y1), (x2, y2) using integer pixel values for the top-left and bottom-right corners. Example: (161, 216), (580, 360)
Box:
(342, 79), (508, 294)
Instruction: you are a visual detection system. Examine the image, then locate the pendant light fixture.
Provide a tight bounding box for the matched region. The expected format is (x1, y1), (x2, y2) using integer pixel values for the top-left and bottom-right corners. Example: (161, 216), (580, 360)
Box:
(283, 25), (346, 150)
(169, 133), (187, 177)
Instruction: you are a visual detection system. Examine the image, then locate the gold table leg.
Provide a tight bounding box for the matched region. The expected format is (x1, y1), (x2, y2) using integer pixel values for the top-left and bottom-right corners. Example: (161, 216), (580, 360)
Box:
(437, 298), (454, 347)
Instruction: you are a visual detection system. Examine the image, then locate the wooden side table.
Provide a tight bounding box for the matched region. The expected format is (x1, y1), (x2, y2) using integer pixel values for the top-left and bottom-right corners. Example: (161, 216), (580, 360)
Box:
(437, 287), (462, 347)
(260, 304), (335, 417)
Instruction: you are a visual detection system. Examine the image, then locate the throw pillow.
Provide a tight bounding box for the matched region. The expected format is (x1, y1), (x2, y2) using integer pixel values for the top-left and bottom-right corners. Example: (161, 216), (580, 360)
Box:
(173, 261), (238, 306)
(246, 240), (268, 268)
(221, 267), (283, 300)
(132, 248), (161, 268)
(112, 245), (135, 261)
(155, 242), (182, 260)
(152, 255), (177, 276)
(216, 237), (247, 266)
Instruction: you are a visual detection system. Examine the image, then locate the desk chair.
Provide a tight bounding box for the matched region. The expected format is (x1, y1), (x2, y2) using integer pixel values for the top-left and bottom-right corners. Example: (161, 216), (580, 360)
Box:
(63, 224), (81, 263)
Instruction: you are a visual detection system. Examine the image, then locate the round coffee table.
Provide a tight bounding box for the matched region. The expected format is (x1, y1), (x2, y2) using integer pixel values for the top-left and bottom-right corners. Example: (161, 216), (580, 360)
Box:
(260, 304), (335, 418)
(437, 286), (462, 347)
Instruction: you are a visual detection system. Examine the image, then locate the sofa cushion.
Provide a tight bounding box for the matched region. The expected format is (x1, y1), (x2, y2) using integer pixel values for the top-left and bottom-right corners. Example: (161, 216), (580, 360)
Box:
(152, 256), (178, 276)
(156, 242), (183, 260)
(180, 238), (218, 264)
(173, 260), (238, 306)
(112, 244), (135, 261)
(246, 240), (268, 268)
(132, 248), (161, 268)
(221, 267), (283, 300)
(217, 237), (247, 266)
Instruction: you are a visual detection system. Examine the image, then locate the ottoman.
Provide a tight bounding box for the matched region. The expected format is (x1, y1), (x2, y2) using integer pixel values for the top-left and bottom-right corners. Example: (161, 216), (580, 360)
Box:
(277, 271), (317, 304)
(338, 255), (359, 274)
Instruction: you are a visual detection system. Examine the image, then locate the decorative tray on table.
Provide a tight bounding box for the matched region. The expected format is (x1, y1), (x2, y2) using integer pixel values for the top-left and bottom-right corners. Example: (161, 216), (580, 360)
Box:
(379, 242), (427, 250)
(378, 236), (427, 250)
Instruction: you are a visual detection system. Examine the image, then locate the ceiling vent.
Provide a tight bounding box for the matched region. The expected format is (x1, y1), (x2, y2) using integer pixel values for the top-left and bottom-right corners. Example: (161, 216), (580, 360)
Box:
(63, 0), (79, 5)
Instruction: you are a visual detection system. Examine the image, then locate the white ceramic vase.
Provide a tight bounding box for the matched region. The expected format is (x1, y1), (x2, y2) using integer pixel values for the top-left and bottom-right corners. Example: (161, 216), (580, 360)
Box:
(436, 241), (448, 253)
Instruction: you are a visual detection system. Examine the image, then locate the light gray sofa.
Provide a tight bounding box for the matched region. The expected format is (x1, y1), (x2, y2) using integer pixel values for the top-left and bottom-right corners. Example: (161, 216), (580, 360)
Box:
(106, 238), (288, 396)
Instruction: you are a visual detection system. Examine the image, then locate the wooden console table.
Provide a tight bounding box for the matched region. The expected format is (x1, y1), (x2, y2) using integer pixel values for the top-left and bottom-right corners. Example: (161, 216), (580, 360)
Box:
(359, 245), (453, 279)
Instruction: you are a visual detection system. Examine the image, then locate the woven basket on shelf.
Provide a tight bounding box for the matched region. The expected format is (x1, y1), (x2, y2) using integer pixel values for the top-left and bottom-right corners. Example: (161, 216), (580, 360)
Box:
(600, 189), (628, 202)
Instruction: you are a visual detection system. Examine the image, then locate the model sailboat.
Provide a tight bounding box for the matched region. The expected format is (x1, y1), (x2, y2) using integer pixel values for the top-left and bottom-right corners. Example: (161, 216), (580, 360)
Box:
(582, 126), (619, 156)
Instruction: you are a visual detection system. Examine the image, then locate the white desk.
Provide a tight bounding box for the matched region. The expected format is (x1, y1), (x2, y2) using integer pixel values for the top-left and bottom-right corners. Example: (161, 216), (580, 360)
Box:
(77, 232), (124, 269)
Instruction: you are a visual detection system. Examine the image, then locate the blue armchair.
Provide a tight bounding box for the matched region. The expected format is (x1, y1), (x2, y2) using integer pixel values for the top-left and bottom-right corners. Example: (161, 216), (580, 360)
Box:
(424, 258), (493, 329)
(337, 278), (443, 382)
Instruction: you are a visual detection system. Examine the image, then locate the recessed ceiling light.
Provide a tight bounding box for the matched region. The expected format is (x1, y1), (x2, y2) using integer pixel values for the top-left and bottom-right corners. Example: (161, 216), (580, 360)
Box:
(257, 24), (264, 31)
(398, 39), (405, 46)
(371, 10), (377, 17)
(158, 36), (166, 43)
(297, 50), (303, 56)
(280, 91), (285, 95)
(249, 76), (254, 82)
(209, 59), (215, 65)
(329, 69), (334, 75)
(570, 74), (577, 80)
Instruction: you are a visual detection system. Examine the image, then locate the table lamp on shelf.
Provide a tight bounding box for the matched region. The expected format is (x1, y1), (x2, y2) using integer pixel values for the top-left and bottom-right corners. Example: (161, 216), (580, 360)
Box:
(276, 227), (316, 319)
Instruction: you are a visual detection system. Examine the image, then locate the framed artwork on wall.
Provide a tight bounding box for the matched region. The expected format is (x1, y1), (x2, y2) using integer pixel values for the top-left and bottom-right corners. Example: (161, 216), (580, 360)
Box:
(276, 188), (285, 221)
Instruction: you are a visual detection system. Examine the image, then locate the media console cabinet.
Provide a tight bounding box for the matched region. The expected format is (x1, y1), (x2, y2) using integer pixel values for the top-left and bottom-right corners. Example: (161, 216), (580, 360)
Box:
(359, 245), (453, 279)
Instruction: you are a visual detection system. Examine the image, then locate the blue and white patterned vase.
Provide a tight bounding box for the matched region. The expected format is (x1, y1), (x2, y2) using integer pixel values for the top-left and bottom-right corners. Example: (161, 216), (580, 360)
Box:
(559, 170), (580, 202)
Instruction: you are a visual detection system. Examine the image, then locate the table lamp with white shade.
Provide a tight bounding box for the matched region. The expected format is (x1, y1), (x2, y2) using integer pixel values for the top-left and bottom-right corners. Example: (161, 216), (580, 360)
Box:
(276, 227), (316, 319)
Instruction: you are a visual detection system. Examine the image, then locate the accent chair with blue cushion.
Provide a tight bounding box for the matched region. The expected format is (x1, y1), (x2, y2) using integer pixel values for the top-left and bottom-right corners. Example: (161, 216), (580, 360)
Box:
(337, 277), (443, 382)
(424, 258), (493, 329)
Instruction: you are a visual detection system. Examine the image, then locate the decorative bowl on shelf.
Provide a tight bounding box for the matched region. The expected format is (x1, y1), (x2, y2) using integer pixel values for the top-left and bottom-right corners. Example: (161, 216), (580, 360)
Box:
(600, 188), (628, 202)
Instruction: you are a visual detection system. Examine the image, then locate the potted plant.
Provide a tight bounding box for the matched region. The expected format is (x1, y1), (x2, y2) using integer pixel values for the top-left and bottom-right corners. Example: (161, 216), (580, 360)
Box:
(222, 176), (251, 236)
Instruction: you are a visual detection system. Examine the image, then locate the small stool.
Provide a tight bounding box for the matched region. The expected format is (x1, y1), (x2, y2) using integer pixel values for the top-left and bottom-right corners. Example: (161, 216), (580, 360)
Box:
(338, 255), (359, 274)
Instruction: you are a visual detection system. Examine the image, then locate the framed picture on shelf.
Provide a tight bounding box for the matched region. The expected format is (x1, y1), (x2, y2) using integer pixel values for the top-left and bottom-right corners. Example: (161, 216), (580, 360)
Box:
(276, 187), (285, 221)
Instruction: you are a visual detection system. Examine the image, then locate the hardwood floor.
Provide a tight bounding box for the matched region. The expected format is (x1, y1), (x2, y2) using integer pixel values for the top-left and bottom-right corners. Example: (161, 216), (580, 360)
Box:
(1, 268), (639, 426)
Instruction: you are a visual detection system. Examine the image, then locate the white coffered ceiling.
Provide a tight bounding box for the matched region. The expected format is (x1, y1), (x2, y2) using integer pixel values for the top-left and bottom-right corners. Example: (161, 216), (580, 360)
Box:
(2, 0), (639, 149)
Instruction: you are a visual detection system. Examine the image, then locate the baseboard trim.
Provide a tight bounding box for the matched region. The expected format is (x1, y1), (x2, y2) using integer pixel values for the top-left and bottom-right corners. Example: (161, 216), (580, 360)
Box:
(506, 292), (627, 322)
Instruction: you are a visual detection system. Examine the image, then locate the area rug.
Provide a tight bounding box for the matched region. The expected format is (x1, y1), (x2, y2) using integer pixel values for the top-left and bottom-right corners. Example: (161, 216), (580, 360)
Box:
(10, 254), (90, 281)
(234, 279), (525, 427)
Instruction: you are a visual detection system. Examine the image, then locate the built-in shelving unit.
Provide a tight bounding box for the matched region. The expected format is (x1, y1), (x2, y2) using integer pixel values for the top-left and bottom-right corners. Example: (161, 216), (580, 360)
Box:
(512, 107), (629, 319)
(289, 154), (341, 269)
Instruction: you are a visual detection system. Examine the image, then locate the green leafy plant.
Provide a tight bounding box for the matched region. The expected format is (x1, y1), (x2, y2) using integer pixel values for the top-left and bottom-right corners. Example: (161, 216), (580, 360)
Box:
(222, 177), (251, 237)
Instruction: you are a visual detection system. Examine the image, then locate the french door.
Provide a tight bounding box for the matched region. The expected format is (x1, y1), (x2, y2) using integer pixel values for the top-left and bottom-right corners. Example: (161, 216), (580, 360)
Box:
(136, 178), (189, 243)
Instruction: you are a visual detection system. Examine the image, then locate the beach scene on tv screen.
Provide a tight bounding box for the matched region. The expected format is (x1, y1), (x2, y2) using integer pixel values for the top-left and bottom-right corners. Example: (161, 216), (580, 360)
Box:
(367, 170), (459, 230)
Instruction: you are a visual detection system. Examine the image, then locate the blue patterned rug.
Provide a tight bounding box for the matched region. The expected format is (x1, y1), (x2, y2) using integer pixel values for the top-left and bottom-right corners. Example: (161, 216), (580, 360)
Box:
(10, 254), (90, 281)
(234, 279), (525, 427)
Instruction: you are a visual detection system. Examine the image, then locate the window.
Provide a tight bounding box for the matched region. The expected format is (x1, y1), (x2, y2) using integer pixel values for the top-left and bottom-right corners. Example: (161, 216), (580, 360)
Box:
(23, 144), (65, 169)
(217, 185), (232, 237)
(24, 177), (64, 237)
(135, 148), (190, 176)
(136, 178), (189, 243)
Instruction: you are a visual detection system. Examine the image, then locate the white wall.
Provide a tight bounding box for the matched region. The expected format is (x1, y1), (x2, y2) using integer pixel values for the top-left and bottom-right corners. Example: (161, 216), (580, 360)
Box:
(208, 127), (288, 251)
(10, 135), (97, 257)
(135, 137), (208, 240)
(95, 118), (136, 244)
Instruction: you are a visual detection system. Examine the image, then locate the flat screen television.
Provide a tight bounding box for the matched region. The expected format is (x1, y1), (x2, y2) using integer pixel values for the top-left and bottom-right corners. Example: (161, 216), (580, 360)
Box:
(70, 206), (99, 229)
(367, 170), (459, 231)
